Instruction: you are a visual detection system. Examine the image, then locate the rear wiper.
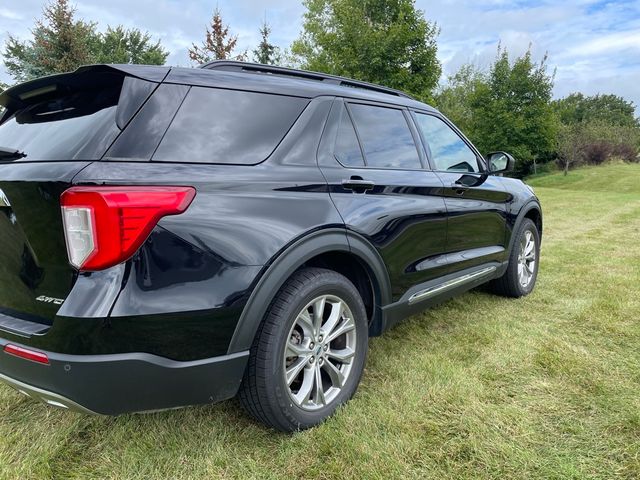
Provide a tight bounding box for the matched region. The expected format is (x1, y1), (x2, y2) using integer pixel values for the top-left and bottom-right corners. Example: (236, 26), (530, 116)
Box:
(0, 146), (27, 161)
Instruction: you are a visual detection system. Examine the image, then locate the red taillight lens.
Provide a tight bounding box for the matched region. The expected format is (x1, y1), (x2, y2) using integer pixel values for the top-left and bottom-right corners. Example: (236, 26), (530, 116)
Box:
(4, 344), (50, 365)
(60, 186), (196, 271)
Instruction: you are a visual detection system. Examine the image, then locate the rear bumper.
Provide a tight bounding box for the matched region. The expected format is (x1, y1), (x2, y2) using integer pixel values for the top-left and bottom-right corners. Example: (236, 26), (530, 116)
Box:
(0, 339), (249, 415)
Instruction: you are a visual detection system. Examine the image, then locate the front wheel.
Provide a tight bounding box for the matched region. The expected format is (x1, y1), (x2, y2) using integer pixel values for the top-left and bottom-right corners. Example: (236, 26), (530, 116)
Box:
(490, 218), (540, 297)
(238, 267), (368, 431)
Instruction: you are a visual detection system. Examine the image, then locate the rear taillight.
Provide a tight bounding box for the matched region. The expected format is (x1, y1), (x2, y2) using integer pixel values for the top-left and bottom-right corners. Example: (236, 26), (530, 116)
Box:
(60, 186), (196, 271)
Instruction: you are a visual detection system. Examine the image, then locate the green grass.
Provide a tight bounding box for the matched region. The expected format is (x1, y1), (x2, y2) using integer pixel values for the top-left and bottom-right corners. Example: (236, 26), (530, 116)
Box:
(2, 163), (640, 479)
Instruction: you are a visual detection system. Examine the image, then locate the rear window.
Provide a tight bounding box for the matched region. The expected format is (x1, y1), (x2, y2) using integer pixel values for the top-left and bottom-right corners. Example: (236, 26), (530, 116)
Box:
(152, 87), (309, 164)
(0, 83), (122, 162)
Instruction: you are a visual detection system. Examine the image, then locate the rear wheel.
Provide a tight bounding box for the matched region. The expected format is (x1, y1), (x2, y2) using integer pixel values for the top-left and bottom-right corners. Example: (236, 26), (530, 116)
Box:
(490, 218), (540, 297)
(238, 267), (368, 431)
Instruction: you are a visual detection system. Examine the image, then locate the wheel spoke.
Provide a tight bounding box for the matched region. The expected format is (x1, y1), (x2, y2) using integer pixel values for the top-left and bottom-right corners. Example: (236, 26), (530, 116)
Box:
(296, 311), (314, 336)
(321, 300), (343, 338)
(327, 347), (355, 364)
(286, 340), (308, 357)
(285, 356), (309, 385)
(313, 364), (326, 406)
(312, 296), (326, 335)
(325, 317), (355, 343)
(525, 261), (535, 274)
(524, 243), (534, 257)
(294, 367), (315, 405)
(322, 360), (345, 388)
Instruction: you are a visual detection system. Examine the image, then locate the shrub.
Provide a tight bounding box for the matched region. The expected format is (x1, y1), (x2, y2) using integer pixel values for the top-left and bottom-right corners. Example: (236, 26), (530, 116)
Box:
(583, 142), (612, 165)
(611, 143), (639, 163)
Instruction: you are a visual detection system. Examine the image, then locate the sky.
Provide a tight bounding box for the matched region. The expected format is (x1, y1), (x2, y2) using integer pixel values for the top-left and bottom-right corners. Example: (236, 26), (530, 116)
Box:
(0, 0), (639, 113)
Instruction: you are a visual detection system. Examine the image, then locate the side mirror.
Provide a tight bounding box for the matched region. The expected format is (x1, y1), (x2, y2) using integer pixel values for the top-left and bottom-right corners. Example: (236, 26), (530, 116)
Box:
(487, 152), (515, 174)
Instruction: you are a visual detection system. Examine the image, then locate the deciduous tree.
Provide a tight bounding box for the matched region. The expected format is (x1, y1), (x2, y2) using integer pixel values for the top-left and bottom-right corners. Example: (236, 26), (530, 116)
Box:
(554, 93), (639, 128)
(292, 0), (441, 101)
(96, 26), (169, 65)
(468, 48), (558, 175)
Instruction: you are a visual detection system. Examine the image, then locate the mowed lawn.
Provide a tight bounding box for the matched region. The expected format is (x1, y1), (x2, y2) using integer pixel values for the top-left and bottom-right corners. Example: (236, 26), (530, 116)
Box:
(1, 164), (639, 480)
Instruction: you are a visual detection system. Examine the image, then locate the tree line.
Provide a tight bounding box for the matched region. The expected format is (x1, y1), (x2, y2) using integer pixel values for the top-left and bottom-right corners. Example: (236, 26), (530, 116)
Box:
(2, 0), (638, 177)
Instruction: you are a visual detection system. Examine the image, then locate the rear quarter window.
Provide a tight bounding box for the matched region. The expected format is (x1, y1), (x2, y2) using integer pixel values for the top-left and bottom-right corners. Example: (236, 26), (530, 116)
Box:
(152, 87), (309, 164)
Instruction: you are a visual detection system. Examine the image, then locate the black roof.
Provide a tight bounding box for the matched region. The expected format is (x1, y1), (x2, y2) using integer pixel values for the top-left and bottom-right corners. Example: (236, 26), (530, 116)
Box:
(0, 63), (437, 113)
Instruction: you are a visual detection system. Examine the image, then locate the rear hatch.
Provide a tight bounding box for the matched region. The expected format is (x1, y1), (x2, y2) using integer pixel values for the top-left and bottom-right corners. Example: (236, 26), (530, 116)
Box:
(0, 65), (166, 331)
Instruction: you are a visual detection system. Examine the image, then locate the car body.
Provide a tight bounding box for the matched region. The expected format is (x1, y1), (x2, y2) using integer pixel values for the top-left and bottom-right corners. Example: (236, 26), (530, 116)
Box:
(0, 62), (541, 427)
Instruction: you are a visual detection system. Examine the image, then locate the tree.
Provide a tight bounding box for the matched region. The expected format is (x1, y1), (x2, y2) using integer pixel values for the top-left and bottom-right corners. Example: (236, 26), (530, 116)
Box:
(556, 123), (586, 175)
(467, 48), (558, 176)
(95, 26), (169, 65)
(253, 20), (281, 65)
(3, 0), (169, 84)
(434, 64), (485, 135)
(291, 0), (441, 101)
(4, 0), (96, 82)
(189, 8), (246, 64)
(554, 93), (639, 128)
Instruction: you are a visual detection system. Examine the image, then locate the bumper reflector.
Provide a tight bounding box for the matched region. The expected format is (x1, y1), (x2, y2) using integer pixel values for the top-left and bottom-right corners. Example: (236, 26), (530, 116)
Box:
(4, 344), (50, 365)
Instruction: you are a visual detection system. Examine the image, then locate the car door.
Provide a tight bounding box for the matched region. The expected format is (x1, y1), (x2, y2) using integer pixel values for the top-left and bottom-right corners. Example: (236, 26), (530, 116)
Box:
(411, 111), (510, 274)
(317, 99), (448, 301)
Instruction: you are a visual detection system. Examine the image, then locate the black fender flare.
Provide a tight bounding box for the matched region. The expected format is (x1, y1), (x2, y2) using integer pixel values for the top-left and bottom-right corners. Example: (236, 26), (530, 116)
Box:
(227, 228), (391, 354)
(507, 200), (543, 257)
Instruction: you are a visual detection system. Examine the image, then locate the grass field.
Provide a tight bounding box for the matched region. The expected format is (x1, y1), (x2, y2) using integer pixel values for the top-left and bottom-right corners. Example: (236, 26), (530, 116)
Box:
(1, 163), (639, 479)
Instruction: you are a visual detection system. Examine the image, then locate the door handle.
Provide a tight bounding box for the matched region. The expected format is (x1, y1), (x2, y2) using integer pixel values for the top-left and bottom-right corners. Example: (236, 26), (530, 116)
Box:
(342, 177), (375, 193)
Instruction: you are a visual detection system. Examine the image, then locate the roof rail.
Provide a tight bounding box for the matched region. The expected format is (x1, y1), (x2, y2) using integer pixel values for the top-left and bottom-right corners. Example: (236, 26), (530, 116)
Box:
(200, 61), (414, 99)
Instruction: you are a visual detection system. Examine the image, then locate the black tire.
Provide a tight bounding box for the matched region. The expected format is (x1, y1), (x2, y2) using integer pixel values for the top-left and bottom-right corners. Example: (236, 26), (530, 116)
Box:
(489, 218), (540, 298)
(238, 267), (368, 432)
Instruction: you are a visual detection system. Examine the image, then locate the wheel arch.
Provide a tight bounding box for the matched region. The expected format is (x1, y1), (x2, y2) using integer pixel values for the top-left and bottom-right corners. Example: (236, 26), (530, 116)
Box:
(508, 200), (543, 256)
(227, 228), (391, 354)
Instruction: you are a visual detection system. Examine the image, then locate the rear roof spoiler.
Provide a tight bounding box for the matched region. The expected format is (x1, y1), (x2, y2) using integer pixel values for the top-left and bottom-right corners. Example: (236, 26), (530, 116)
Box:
(0, 64), (170, 114)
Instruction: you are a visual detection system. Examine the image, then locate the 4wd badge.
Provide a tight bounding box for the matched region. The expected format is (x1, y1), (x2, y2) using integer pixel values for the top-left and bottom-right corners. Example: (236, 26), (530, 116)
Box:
(36, 295), (64, 305)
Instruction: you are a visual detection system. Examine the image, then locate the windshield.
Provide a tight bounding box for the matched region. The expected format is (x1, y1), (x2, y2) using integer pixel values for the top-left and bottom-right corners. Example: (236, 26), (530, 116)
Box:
(0, 85), (122, 162)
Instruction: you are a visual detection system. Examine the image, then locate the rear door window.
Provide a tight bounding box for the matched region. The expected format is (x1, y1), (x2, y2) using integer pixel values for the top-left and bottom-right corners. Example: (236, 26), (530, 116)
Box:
(152, 87), (309, 164)
(347, 103), (421, 169)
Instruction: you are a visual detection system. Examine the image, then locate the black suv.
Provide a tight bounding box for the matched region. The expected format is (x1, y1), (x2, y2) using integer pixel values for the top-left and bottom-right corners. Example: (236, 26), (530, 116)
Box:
(0, 62), (541, 431)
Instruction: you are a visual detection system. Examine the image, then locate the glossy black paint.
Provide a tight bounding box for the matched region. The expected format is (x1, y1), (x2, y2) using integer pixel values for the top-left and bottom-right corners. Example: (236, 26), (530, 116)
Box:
(0, 64), (541, 414)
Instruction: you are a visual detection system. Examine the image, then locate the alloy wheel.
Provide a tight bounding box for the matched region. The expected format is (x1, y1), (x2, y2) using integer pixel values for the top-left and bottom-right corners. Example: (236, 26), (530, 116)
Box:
(283, 295), (357, 411)
(517, 230), (536, 287)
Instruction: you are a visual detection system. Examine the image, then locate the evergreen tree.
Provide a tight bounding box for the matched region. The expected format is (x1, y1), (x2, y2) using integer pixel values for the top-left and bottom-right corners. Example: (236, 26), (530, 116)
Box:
(2, 0), (169, 84)
(189, 8), (246, 64)
(4, 0), (96, 82)
(253, 20), (280, 65)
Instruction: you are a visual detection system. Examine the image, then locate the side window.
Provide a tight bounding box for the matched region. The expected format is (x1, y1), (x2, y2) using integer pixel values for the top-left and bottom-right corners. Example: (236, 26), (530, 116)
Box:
(348, 103), (421, 169)
(415, 113), (480, 173)
(334, 107), (365, 167)
(153, 87), (308, 164)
